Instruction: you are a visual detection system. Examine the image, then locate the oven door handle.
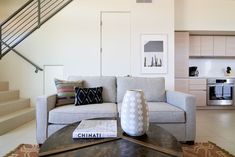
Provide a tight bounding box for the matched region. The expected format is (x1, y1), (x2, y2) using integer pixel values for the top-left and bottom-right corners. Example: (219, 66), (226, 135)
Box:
(224, 84), (234, 87)
(207, 84), (223, 87)
(208, 84), (234, 87)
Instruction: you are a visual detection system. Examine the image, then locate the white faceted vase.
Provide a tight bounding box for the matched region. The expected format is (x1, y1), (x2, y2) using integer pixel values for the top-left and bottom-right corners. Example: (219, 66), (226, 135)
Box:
(121, 90), (149, 136)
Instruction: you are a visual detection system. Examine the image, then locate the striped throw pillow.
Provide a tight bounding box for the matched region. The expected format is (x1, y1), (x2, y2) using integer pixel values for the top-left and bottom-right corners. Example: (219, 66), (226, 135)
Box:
(55, 79), (83, 106)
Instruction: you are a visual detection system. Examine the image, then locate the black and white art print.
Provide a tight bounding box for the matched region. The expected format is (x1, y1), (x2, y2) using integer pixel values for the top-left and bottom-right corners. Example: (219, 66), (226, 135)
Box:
(141, 34), (168, 74)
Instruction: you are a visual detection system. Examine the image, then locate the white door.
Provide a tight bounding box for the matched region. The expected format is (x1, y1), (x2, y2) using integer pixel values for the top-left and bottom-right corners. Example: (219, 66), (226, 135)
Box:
(43, 65), (64, 95)
(101, 12), (131, 76)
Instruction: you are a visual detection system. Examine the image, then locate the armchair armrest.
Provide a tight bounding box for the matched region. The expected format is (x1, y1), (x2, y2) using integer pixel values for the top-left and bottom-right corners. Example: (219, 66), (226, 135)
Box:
(166, 90), (196, 141)
(36, 94), (57, 144)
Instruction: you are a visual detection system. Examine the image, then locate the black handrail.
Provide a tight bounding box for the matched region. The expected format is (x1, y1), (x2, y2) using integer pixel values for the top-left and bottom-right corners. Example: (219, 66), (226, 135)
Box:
(2, 2), (38, 36)
(3, 18), (38, 49)
(38, 0), (41, 27)
(1, 25), (39, 57)
(40, 0), (73, 26)
(2, 10), (38, 41)
(3, 12), (38, 43)
(0, 0), (74, 73)
(1, 1), (37, 30)
(1, 40), (43, 72)
(0, 0), (34, 27)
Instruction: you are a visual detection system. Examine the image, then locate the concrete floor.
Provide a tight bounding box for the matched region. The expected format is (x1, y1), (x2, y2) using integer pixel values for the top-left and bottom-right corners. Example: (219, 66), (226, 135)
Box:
(0, 110), (235, 156)
(195, 110), (235, 155)
(0, 120), (37, 156)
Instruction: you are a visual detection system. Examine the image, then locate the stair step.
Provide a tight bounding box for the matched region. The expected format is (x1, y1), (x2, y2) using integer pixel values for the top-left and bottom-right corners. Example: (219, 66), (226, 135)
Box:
(0, 107), (35, 135)
(0, 90), (19, 103)
(0, 82), (9, 91)
(0, 98), (30, 117)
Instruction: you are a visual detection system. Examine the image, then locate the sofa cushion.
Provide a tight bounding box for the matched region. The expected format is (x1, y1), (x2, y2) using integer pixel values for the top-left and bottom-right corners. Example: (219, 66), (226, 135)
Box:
(68, 76), (116, 103)
(117, 77), (166, 103)
(75, 87), (103, 105)
(49, 103), (117, 124)
(118, 102), (185, 123)
(54, 79), (83, 106)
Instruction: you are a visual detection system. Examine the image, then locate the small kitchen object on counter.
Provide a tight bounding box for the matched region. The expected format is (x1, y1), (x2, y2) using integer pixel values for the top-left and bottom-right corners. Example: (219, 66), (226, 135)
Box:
(225, 66), (232, 76)
(189, 66), (199, 77)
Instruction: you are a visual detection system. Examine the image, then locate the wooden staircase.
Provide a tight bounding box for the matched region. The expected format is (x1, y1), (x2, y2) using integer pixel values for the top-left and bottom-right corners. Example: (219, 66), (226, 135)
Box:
(0, 81), (35, 135)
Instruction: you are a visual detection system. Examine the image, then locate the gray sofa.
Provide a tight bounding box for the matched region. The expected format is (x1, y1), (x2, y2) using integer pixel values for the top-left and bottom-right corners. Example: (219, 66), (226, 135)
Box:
(36, 76), (196, 144)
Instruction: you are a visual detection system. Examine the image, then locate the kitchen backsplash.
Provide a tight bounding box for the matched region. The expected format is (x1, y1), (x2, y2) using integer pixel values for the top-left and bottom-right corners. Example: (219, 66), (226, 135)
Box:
(189, 58), (235, 77)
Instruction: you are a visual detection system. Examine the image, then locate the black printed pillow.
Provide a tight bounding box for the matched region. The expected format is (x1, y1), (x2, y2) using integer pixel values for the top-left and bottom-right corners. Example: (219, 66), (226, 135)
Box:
(75, 87), (103, 105)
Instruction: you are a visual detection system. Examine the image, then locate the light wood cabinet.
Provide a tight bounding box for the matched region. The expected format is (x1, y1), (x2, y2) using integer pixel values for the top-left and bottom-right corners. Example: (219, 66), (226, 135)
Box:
(226, 36), (235, 56)
(189, 79), (207, 106)
(189, 79), (206, 85)
(175, 32), (189, 77)
(175, 78), (207, 106)
(189, 91), (207, 107)
(200, 36), (213, 56)
(190, 35), (235, 57)
(189, 36), (200, 56)
(214, 36), (226, 56)
(175, 79), (189, 93)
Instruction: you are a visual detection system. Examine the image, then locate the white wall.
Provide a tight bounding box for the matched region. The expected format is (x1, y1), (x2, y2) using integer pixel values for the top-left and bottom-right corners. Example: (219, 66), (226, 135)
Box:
(189, 58), (235, 77)
(0, 0), (175, 105)
(175, 0), (235, 31)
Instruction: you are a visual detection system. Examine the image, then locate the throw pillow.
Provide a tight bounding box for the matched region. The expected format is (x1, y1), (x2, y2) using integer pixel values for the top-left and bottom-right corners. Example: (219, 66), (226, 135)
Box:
(75, 87), (103, 105)
(55, 78), (83, 106)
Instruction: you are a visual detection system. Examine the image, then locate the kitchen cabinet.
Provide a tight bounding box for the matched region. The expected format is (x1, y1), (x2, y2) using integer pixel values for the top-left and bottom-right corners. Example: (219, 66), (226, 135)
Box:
(189, 79), (207, 106)
(189, 91), (207, 107)
(175, 79), (189, 93)
(189, 79), (206, 86)
(189, 35), (215, 57)
(175, 78), (207, 106)
(214, 36), (226, 56)
(175, 32), (189, 77)
(190, 35), (235, 57)
(200, 36), (213, 56)
(189, 36), (200, 56)
(226, 36), (235, 56)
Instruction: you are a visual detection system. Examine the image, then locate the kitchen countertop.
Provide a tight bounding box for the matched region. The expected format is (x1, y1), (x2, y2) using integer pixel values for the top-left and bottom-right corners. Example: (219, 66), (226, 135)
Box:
(176, 76), (235, 80)
(189, 76), (235, 79)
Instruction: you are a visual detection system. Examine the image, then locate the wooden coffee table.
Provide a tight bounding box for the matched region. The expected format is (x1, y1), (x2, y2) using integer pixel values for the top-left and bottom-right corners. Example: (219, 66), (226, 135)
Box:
(39, 119), (183, 157)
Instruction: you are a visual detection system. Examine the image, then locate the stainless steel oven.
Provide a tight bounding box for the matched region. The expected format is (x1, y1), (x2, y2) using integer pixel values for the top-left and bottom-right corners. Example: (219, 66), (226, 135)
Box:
(207, 78), (234, 106)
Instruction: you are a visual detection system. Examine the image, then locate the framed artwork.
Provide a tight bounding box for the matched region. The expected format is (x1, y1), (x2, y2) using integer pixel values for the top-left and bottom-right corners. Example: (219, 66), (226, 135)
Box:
(141, 34), (168, 74)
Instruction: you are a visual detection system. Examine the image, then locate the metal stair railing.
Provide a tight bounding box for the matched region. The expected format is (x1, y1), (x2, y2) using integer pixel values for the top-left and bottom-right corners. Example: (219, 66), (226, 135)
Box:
(0, 0), (73, 73)
(1, 40), (43, 73)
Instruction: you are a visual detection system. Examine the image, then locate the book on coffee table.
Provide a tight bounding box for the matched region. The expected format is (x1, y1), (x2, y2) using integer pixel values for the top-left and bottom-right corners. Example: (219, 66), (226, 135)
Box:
(72, 120), (117, 138)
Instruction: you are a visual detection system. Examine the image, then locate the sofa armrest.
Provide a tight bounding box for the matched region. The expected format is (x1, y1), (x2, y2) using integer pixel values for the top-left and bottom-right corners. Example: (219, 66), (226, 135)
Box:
(166, 90), (196, 141)
(36, 94), (56, 144)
